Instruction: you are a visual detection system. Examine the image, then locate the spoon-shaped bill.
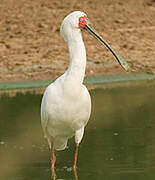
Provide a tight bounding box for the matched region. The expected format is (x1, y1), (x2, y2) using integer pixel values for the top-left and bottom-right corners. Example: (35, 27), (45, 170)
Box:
(85, 24), (130, 71)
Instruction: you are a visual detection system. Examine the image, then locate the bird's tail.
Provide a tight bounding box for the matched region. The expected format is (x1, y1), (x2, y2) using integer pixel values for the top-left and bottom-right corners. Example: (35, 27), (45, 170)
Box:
(45, 135), (68, 151)
(54, 137), (68, 151)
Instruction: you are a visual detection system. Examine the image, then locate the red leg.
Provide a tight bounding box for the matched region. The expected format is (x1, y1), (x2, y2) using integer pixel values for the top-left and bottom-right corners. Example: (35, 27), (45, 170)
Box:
(51, 140), (56, 179)
(51, 140), (56, 169)
(73, 143), (79, 169)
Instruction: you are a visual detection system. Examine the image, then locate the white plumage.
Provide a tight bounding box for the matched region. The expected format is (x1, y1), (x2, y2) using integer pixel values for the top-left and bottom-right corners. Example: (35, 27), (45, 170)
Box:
(41, 11), (91, 168)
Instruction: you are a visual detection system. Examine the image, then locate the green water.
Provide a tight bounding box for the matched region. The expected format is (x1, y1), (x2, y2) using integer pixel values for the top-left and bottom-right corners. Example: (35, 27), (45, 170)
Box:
(0, 82), (155, 180)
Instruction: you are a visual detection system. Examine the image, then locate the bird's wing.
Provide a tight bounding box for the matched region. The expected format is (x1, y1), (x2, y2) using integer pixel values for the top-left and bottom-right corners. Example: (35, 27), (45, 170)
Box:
(41, 103), (48, 135)
(41, 96), (51, 148)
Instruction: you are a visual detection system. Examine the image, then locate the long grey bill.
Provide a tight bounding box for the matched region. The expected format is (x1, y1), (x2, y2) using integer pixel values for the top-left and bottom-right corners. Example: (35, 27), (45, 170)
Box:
(85, 24), (130, 71)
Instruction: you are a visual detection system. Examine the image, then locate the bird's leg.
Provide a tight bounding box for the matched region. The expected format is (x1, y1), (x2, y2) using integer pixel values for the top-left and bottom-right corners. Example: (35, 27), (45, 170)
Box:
(51, 139), (56, 180)
(73, 143), (79, 169)
(51, 140), (56, 170)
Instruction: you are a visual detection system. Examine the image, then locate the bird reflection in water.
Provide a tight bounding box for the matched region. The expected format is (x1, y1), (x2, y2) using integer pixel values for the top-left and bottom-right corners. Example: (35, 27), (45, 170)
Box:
(51, 168), (56, 180)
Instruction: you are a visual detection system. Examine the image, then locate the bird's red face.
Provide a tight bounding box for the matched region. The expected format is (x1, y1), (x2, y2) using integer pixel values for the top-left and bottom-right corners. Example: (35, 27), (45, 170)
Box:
(78, 15), (88, 29)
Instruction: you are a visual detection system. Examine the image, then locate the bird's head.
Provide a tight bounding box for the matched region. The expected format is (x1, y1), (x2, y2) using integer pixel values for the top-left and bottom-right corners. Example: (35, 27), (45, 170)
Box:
(60, 11), (90, 42)
(60, 11), (88, 32)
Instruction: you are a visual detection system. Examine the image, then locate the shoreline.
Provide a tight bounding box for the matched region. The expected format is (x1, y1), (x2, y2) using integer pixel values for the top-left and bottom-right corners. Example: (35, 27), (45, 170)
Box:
(0, 73), (155, 96)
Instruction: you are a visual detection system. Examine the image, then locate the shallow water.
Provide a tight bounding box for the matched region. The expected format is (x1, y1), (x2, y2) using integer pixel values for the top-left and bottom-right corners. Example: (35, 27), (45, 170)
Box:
(0, 83), (155, 180)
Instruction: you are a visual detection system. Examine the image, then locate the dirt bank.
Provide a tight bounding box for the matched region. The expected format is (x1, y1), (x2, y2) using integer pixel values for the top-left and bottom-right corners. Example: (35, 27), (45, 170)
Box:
(0, 0), (155, 82)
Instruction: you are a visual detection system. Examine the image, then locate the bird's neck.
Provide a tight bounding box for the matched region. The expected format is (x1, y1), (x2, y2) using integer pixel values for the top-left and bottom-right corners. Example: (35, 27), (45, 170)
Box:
(65, 36), (86, 84)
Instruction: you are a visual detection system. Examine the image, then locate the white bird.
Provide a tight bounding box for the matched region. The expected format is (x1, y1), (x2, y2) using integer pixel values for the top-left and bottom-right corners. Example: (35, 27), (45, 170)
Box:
(41, 11), (130, 170)
(41, 11), (91, 170)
